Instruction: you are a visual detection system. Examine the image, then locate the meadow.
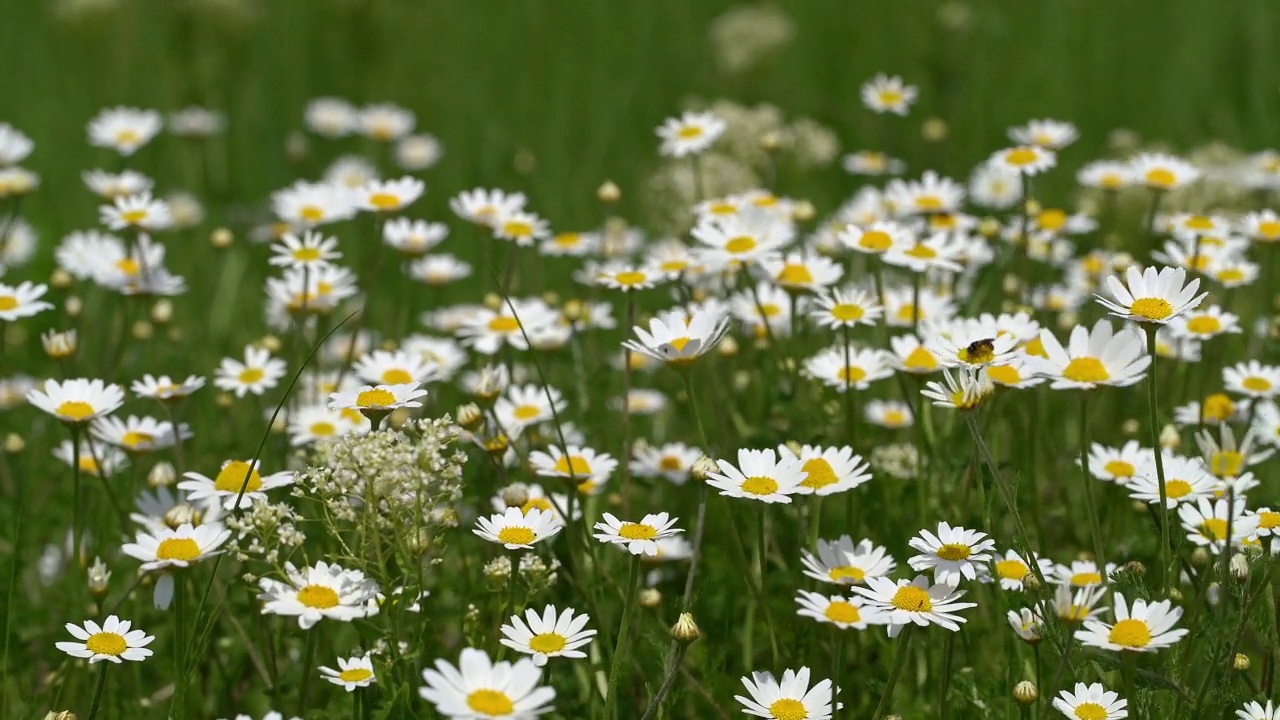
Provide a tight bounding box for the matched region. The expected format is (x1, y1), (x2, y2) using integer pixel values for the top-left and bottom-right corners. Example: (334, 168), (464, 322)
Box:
(4, 1), (1280, 719)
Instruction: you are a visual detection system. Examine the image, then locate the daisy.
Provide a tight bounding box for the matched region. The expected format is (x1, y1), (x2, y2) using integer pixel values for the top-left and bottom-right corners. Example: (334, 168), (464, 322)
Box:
(1130, 152), (1200, 191)
(495, 384), (566, 429)
(882, 232), (966, 273)
(758, 253), (843, 294)
(706, 448), (806, 504)
(990, 550), (1044, 591)
(419, 647), (555, 719)
(1008, 608), (1043, 643)
(809, 288), (883, 329)
(258, 561), (380, 629)
(1028, 319), (1150, 389)
(0, 123), (33, 165)
(779, 444), (871, 496)
(889, 334), (944, 373)
(691, 206), (794, 270)
(529, 445), (618, 491)
(1009, 118), (1079, 149)
(168, 106), (224, 137)
(1180, 497), (1257, 553)
(1224, 360), (1280, 399)
(131, 374), (206, 403)
(861, 73), (916, 115)
(53, 440), (127, 478)
(358, 103), (415, 141)
(804, 344), (894, 392)
(500, 605), (596, 667)
(622, 308), (731, 368)
(1175, 393), (1246, 427)
(288, 405), (365, 446)
(1239, 701), (1280, 720)
(1052, 560), (1117, 588)
(852, 575), (976, 636)
(735, 667), (834, 720)
(1169, 305), (1240, 340)
(329, 383), (427, 418)
(1075, 592), (1188, 653)
(475, 507), (563, 550)
(1127, 453), (1216, 508)
(985, 356), (1045, 389)
(177, 459), (294, 510)
(655, 111), (726, 157)
(1086, 441), (1148, 484)
(56, 615), (154, 664)
(1240, 210), (1280, 244)
(491, 484), (575, 524)
(594, 262), (665, 292)
(540, 230), (601, 257)
(989, 145), (1057, 176)
(838, 220), (912, 257)
(617, 388), (668, 415)
(356, 177), (425, 213)
(1047, 581), (1109, 624)
(27, 378), (124, 425)
(319, 655), (377, 692)
(214, 347), (287, 398)
(92, 415), (186, 453)
(1096, 265), (1206, 325)
(864, 399), (913, 428)
(800, 536), (897, 585)
(99, 191), (172, 231)
(795, 591), (885, 630)
(395, 133), (443, 170)
(400, 335), (468, 380)
(1052, 682), (1128, 720)
(269, 231), (341, 270)
(354, 350), (439, 387)
(493, 209), (551, 246)
(1077, 161), (1133, 191)
(304, 97), (358, 137)
(922, 368), (994, 410)
(925, 318), (1020, 369)
(122, 522), (230, 608)
(271, 181), (357, 227)
(0, 281), (52, 320)
(630, 442), (703, 485)
(1196, 425), (1272, 479)
(593, 512), (682, 556)
(81, 170), (152, 202)
(456, 299), (559, 355)
(88, 107), (162, 155)
(886, 171), (965, 216)
(449, 188), (527, 227)
(384, 218), (448, 255)
(883, 285), (955, 328)
(409, 255), (473, 286)
(908, 522), (995, 586)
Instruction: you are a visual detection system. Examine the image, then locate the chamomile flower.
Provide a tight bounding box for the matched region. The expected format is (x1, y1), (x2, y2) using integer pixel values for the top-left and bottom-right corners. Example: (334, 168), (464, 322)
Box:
(882, 232), (966, 273)
(304, 97), (357, 137)
(100, 192), (172, 231)
(122, 522), (229, 607)
(269, 231), (341, 270)
(1086, 441), (1149, 484)
(691, 206), (794, 270)
(27, 378), (124, 425)
(926, 318), (1020, 369)
(883, 285), (955, 327)
(800, 536), (897, 586)
(449, 188), (527, 227)
(410, 254), (473, 286)
(131, 374), (206, 403)
(271, 181), (357, 227)
(1075, 593), (1188, 653)
(540, 230), (601, 257)
(622, 308), (731, 367)
(288, 405), (364, 446)
(358, 103), (415, 141)
(758, 253), (842, 293)
(329, 383), (427, 415)
(495, 384), (565, 430)
(0, 123), (33, 166)
(92, 415), (187, 453)
(990, 550), (1045, 591)
(475, 507), (563, 550)
(989, 145), (1057, 176)
(384, 218), (448, 255)
(457, 299), (559, 355)
(52, 440), (127, 477)
(593, 512), (682, 556)
(1224, 360), (1280, 399)
(395, 133), (443, 170)
(1047, 581), (1109, 623)
(0, 281), (52, 320)
(837, 220), (912, 256)
(1127, 453), (1216, 509)
(1096, 265), (1206, 325)
(886, 171), (965, 216)
(706, 447), (806, 504)
(779, 445), (871, 496)
(889, 334), (943, 374)
(1240, 210), (1280, 243)
(842, 150), (906, 176)
(1008, 608), (1044, 643)
(88, 107), (162, 155)
(500, 606), (596, 667)
(1052, 560), (1117, 589)
(1052, 682), (1128, 720)
(400, 335), (468, 380)
(809, 288), (883, 329)
(178, 459), (294, 510)
(528, 445), (617, 487)
(354, 350), (439, 387)
(735, 668), (834, 720)
(594, 262), (665, 292)
(419, 647), (555, 719)
(493, 209), (551, 247)
(1196, 425), (1272, 479)
(1169, 305), (1240, 340)
(491, 484), (574, 524)
(214, 347), (287, 397)
(630, 442), (702, 485)
(56, 615), (154, 664)
(795, 591), (885, 630)
(861, 73), (916, 115)
(1175, 393), (1246, 427)
(864, 399), (913, 428)
(1180, 496), (1256, 553)
(922, 368), (994, 410)
(656, 111), (726, 157)
(82, 169), (153, 199)
(804, 344), (894, 392)
(908, 522), (995, 586)
(1028, 319), (1150, 389)
(1130, 152), (1200, 191)
(356, 177), (425, 213)
(258, 561), (379, 629)
(1238, 700), (1280, 720)
(852, 575), (976, 636)
(1078, 160), (1133, 190)
(319, 655), (377, 692)
(1009, 118), (1079, 149)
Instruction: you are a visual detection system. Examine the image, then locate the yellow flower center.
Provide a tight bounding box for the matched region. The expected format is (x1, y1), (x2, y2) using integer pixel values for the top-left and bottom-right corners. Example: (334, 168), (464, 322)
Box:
(1202, 393), (1235, 421)
(1004, 147), (1040, 166)
(528, 632), (567, 654)
(79, 456), (99, 474)
(238, 367), (265, 384)
(1210, 451), (1243, 478)
(708, 201), (736, 215)
(1184, 215), (1214, 231)
(1038, 209), (1067, 231)
(115, 128), (140, 145)
(512, 404), (541, 421)
(877, 89), (903, 106)
(213, 461), (264, 493)
(936, 543), (971, 561)
(292, 247), (322, 262)
(658, 455), (683, 471)
(1062, 357), (1109, 383)
(497, 527), (536, 545)
(55, 401), (96, 421)
(725, 236), (757, 254)
(828, 565), (866, 582)
(891, 585), (933, 612)
(741, 476), (779, 496)
(1073, 702), (1108, 720)
(85, 631), (127, 656)
(830, 304), (864, 322)
(1243, 376), (1272, 392)
(903, 346), (938, 371)
(1129, 298), (1172, 321)
(613, 271), (648, 287)
(300, 205), (325, 222)
(618, 522), (657, 540)
(297, 584), (340, 609)
(1145, 168), (1177, 188)
(553, 455), (592, 477)
(858, 230), (893, 252)
(1260, 511), (1280, 529)
(1099, 174), (1123, 190)
(553, 232), (581, 248)
(367, 193), (401, 211)
(356, 388), (397, 408)
(1165, 479), (1192, 498)
(1199, 518), (1229, 541)
(799, 458), (838, 489)
(659, 259), (689, 273)
(120, 209), (148, 224)
(502, 220), (533, 237)
(121, 431), (154, 450)
(1258, 221), (1280, 239)
(838, 366), (867, 384)
(0, 295), (17, 311)
(488, 316), (520, 333)
(824, 600), (861, 624)
(156, 537), (201, 562)
(467, 689), (515, 716)
(883, 409), (908, 427)
(915, 195), (942, 211)
(1071, 571), (1103, 587)
(310, 422), (336, 436)
(1104, 460), (1135, 479)
(777, 264), (814, 285)
(996, 559), (1029, 581)
(520, 497), (553, 514)
(339, 668), (373, 683)
(904, 243), (937, 260)
(677, 125), (703, 139)
(987, 364), (1022, 385)
(1107, 618), (1152, 648)
(769, 698), (809, 720)
(380, 369), (413, 384)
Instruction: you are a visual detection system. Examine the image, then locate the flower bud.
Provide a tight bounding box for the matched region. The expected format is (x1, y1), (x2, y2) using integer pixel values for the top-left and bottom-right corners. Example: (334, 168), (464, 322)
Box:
(1021, 573), (1041, 592)
(1190, 547), (1211, 568)
(148, 461), (176, 488)
(922, 117), (947, 142)
(596, 180), (621, 204)
(1168, 587), (1184, 601)
(131, 320), (153, 340)
(501, 483), (530, 509)
(691, 456), (718, 483)
(211, 227), (234, 248)
(671, 612), (700, 643)
(1122, 560), (1146, 577)
(1121, 418), (1140, 435)
(759, 131), (783, 153)
(151, 299), (173, 324)
(50, 269), (74, 289)
(1231, 553), (1249, 582)
(258, 335), (282, 353)
(64, 296), (82, 318)
(791, 200), (815, 223)
(978, 217), (1002, 237)
(3, 433), (23, 454)
(1234, 653), (1251, 671)
(42, 330), (76, 360)
(638, 588), (662, 609)
(1013, 681), (1038, 705)
(483, 293), (503, 311)
(1159, 424), (1180, 450)
(87, 557), (111, 599)
(718, 335), (739, 357)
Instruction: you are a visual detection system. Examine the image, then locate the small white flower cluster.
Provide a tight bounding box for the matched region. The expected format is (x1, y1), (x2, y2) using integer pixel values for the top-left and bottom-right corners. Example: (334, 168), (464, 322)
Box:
(224, 500), (306, 564)
(870, 443), (921, 480)
(483, 553), (562, 594)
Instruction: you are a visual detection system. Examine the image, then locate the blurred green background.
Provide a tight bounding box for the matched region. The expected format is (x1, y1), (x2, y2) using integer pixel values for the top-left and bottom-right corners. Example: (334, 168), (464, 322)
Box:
(3, 0), (1279, 235)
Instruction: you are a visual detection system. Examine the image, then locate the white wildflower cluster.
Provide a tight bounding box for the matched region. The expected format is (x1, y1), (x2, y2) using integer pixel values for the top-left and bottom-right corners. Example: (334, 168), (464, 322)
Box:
(870, 443), (921, 480)
(483, 554), (562, 594)
(224, 500), (306, 565)
(707, 4), (796, 77)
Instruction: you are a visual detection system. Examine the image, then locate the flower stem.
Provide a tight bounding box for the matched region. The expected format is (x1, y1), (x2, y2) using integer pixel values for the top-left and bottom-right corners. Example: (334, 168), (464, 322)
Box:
(873, 625), (914, 720)
(832, 632), (846, 719)
(1145, 326), (1172, 594)
(298, 626), (319, 716)
(85, 663), (108, 720)
(604, 555), (641, 720)
(70, 426), (83, 568)
(1078, 394), (1106, 567)
(173, 576), (188, 720)
(621, 292), (635, 515)
(939, 631), (955, 720)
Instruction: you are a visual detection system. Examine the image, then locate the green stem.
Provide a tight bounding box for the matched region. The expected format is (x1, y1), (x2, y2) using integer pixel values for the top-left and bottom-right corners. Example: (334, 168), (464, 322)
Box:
(621, 292), (635, 515)
(756, 506), (780, 668)
(873, 625), (914, 720)
(1078, 394), (1106, 566)
(1145, 326), (1172, 594)
(85, 663), (108, 720)
(808, 496), (824, 551)
(939, 631), (955, 720)
(298, 627), (319, 715)
(833, 632), (846, 720)
(604, 556), (641, 720)
(173, 576), (187, 720)
(71, 426), (83, 567)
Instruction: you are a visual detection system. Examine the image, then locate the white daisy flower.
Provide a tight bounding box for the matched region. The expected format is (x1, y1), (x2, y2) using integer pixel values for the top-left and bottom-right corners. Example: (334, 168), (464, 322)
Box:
(1028, 319), (1150, 389)
(778, 444), (871, 496)
(861, 73), (917, 115)
(528, 445), (618, 488)
(177, 459), (294, 510)
(287, 405), (365, 446)
(800, 536), (897, 586)
(319, 655), (377, 692)
(989, 145), (1057, 176)
(0, 281), (53, 321)
(56, 615), (154, 664)
(269, 231), (341, 270)
(83, 169), (153, 199)
(925, 317), (1020, 369)
(384, 218), (449, 255)
(841, 150), (906, 176)
(395, 133), (443, 170)
(91, 415), (188, 453)
(706, 448), (807, 504)
(622, 308), (731, 367)
(87, 107), (162, 155)
(1224, 360), (1280, 399)
(1051, 682), (1128, 720)
(456, 299), (559, 355)
(852, 575), (977, 636)
(990, 550), (1046, 591)
(499, 606), (596, 667)
(1077, 160), (1133, 190)
(357, 103), (415, 141)
(52, 440), (127, 478)
(593, 512), (682, 556)
(882, 232), (966, 273)
(0, 123), (33, 166)
(27, 378), (124, 425)
(1127, 453), (1216, 509)
(271, 181), (357, 227)
(409, 254), (473, 286)
(449, 188), (527, 227)
(1046, 581), (1109, 624)
(921, 368), (994, 410)
(258, 561), (380, 630)
(864, 399), (914, 429)
(594, 262), (666, 292)
(889, 334), (944, 374)
(1009, 118), (1079, 149)
(494, 384), (566, 430)
(355, 176), (425, 213)
(1007, 607), (1043, 643)
(474, 507), (564, 550)
(328, 382), (427, 413)
(655, 111), (726, 157)
(886, 171), (965, 216)
(838, 220), (913, 256)
(99, 191), (172, 231)
(1169, 305), (1240, 340)
(419, 647), (555, 719)
(795, 590), (886, 630)
(735, 667), (834, 720)
(493, 209), (551, 247)
(131, 374), (206, 403)
(803, 344), (894, 392)
(1096, 265), (1206, 325)
(630, 442), (703, 485)
(1179, 496), (1257, 553)
(758, 253), (843, 294)
(907, 522), (996, 586)
(1130, 152), (1200, 191)
(1238, 700), (1280, 720)
(214, 347), (288, 398)
(305, 97), (358, 137)
(1085, 441), (1149, 484)
(809, 288), (883, 329)
(691, 206), (794, 271)
(1074, 592), (1188, 653)
(353, 350), (441, 387)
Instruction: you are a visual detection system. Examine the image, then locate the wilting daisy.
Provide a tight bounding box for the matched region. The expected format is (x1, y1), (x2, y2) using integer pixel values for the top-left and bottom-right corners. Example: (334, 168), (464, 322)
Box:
(214, 347), (288, 398)
(593, 512), (682, 556)
(1180, 496), (1256, 553)
(778, 445), (872, 496)
(1096, 265), (1206, 325)
(1224, 360), (1280, 399)
(861, 73), (916, 115)
(27, 378), (124, 425)
(656, 111), (726, 157)
(178, 459), (294, 510)
(1086, 441), (1149, 484)
(419, 647), (555, 719)
(528, 445), (617, 488)
(474, 507), (563, 550)
(1008, 608), (1044, 643)
(989, 145), (1057, 176)
(622, 308), (731, 368)
(707, 448), (807, 504)
(907, 522), (995, 586)
(499, 606), (596, 666)
(1028, 319), (1150, 389)
(0, 281), (52, 321)
(259, 561), (379, 629)
(809, 288), (883, 329)
(1052, 682), (1128, 720)
(795, 591), (885, 630)
(319, 655), (377, 692)
(88, 107), (162, 155)
(1127, 453), (1215, 509)
(922, 368), (993, 410)
(1048, 581), (1110, 624)
(801, 536), (896, 586)
(356, 177), (425, 213)
(852, 575), (976, 636)
(1075, 593), (1187, 653)
(1131, 152), (1200, 191)
(735, 667), (834, 720)
(1009, 118), (1079, 149)
(56, 615), (154, 664)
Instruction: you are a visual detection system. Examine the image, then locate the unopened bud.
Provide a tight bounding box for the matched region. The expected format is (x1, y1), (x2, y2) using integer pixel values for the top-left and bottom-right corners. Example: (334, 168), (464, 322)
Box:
(1013, 681), (1038, 705)
(483, 293), (502, 310)
(1123, 560), (1146, 577)
(1231, 553), (1249, 582)
(211, 227), (234, 249)
(691, 456), (718, 482)
(151, 299), (173, 324)
(1002, 275), (1022, 296)
(718, 335), (739, 357)
(1023, 199), (1042, 217)
(3, 433), (23, 454)
(1159, 424), (1180, 450)
(501, 483), (530, 509)
(258, 335), (282, 353)
(1234, 653), (1251, 671)
(638, 588), (662, 608)
(286, 131), (309, 163)
(562, 299), (586, 323)
(131, 320), (153, 340)
(1121, 419), (1140, 435)
(216, 392), (236, 409)
(597, 180), (621, 204)
(457, 403), (484, 430)
(46, 712), (78, 720)
(922, 117), (948, 142)
(791, 200), (815, 223)
(1190, 547), (1211, 568)
(42, 330), (77, 360)
(88, 557), (111, 599)
(148, 461), (176, 488)
(1132, 500), (1148, 513)
(760, 131), (783, 153)
(50, 269), (74, 289)
(1022, 573), (1041, 592)
(407, 528), (433, 555)
(65, 296), (82, 318)
(978, 217), (1001, 237)
(671, 612), (700, 643)
(1167, 587), (1183, 601)
(164, 504), (199, 529)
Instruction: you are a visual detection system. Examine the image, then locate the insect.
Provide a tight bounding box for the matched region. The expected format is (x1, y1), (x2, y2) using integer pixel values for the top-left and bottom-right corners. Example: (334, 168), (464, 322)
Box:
(960, 338), (996, 364)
